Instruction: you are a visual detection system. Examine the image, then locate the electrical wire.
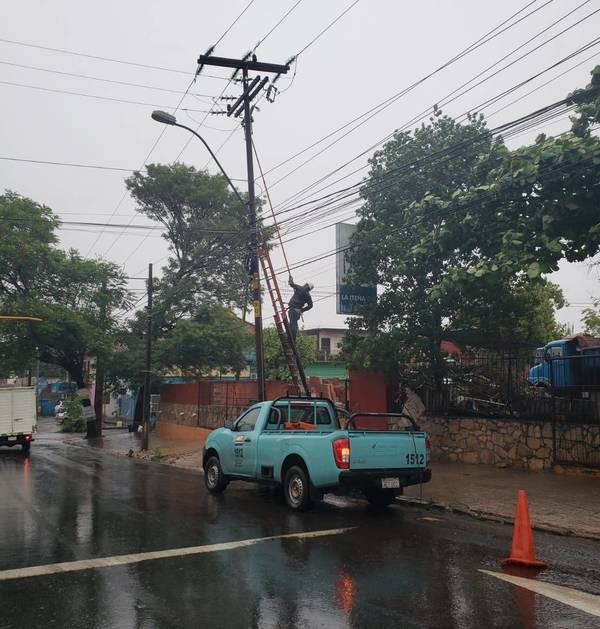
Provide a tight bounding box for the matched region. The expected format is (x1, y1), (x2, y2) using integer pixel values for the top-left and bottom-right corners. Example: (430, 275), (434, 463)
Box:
(256, 0), (554, 183)
(0, 37), (227, 79)
(295, 0), (361, 57)
(252, 0), (305, 52)
(267, 5), (599, 211)
(213, 0), (257, 49)
(0, 156), (133, 171)
(94, 1), (260, 259)
(0, 79), (225, 113)
(269, 37), (600, 222)
(0, 60), (224, 99)
(272, 149), (600, 278)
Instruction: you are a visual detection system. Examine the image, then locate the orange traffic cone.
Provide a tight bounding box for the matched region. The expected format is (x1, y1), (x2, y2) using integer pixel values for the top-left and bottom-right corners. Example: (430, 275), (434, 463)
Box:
(501, 490), (547, 568)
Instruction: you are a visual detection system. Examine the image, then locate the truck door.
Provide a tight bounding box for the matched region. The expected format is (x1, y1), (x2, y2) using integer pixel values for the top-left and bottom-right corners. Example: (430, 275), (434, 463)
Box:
(223, 406), (261, 477)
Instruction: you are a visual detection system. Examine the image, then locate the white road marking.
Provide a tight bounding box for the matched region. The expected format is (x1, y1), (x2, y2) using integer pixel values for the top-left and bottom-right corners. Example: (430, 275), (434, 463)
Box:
(480, 569), (600, 618)
(0, 527), (355, 582)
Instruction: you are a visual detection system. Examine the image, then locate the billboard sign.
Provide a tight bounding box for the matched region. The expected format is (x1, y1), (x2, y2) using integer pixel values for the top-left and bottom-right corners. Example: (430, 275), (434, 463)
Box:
(335, 223), (377, 315)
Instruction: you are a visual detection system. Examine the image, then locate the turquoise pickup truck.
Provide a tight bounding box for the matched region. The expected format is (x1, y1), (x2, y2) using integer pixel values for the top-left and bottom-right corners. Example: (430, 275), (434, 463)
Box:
(202, 397), (431, 511)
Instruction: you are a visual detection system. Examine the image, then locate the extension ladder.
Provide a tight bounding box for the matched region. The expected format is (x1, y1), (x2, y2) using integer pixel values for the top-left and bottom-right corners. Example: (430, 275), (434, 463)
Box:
(260, 249), (310, 396)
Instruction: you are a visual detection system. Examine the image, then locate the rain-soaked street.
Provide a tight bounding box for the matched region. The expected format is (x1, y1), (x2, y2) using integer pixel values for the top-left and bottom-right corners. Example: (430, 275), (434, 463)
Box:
(1, 429), (600, 629)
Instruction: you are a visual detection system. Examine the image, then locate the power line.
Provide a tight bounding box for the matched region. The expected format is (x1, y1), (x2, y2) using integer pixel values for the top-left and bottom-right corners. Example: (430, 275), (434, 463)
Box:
(0, 37), (227, 79)
(86, 75), (196, 256)
(119, 1), (300, 268)
(0, 79), (226, 113)
(252, 0), (305, 52)
(266, 105), (598, 270)
(270, 35), (600, 220)
(295, 0), (360, 57)
(0, 60), (224, 99)
(213, 0), (257, 49)
(0, 156), (133, 171)
(257, 0), (555, 185)
(93, 2), (260, 260)
(272, 149), (600, 278)
(267, 5), (599, 214)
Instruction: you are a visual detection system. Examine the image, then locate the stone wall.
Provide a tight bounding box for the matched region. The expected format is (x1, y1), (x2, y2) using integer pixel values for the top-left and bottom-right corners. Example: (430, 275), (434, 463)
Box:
(158, 402), (246, 431)
(420, 416), (554, 471)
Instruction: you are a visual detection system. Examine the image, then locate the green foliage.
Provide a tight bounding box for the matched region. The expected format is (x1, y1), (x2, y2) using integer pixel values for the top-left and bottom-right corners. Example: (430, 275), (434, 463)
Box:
(345, 66), (600, 379)
(582, 299), (600, 336)
(155, 305), (250, 377)
(126, 164), (250, 326)
(60, 397), (86, 433)
(0, 192), (131, 386)
(263, 328), (316, 380)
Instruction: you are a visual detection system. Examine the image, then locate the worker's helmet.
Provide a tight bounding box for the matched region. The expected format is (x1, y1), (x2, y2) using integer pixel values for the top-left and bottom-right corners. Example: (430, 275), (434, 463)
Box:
(307, 283), (314, 291)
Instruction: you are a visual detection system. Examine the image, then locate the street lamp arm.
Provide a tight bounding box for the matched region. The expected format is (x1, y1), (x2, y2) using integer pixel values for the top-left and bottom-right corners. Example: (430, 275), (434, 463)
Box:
(172, 122), (246, 206)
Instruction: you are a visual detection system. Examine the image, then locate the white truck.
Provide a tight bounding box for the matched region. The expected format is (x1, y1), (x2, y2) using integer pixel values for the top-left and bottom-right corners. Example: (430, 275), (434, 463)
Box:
(0, 387), (37, 455)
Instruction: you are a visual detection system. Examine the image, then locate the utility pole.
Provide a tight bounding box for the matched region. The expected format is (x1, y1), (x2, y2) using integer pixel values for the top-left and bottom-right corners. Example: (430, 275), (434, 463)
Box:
(93, 279), (107, 438)
(141, 263), (153, 451)
(197, 54), (289, 401)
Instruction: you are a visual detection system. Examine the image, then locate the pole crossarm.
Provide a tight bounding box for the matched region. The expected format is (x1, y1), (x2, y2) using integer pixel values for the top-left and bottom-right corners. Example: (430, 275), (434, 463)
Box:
(197, 55), (289, 75)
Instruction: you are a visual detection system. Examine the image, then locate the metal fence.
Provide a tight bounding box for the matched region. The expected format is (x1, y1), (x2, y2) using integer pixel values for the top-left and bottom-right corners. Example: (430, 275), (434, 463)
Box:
(405, 349), (600, 467)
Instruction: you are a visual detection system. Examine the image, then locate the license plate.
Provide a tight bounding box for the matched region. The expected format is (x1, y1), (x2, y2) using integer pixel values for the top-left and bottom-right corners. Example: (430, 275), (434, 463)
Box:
(8, 436), (17, 442)
(381, 477), (400, 489)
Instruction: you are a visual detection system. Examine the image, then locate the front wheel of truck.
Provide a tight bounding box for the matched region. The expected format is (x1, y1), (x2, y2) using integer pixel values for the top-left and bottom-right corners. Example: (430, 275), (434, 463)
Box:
(365, 490), (396, 508)
(283, 465), (313, 511)
(204, 456), (228, 494)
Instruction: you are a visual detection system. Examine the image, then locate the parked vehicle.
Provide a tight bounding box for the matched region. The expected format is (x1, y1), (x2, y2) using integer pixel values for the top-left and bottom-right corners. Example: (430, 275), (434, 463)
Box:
(0, 387), (37, 455)
(528, 335), (600, 391)
(202, 397), (431, 511)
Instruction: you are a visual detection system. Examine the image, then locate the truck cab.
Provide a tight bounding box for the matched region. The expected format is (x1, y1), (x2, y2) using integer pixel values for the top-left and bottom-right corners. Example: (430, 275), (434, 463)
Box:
(203, 397), (431, 511)
(528, 336), (600, 390)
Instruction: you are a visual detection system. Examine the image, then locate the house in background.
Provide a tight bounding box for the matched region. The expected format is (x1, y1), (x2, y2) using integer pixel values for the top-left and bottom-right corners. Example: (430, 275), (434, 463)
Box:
(303, 327), (348, 380)
(303, 327), (347, 360)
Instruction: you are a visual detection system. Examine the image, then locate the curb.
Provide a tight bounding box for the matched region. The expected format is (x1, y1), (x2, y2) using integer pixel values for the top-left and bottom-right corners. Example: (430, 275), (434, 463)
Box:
(63, 436), (203, 472)
(397, 496), (600, 541)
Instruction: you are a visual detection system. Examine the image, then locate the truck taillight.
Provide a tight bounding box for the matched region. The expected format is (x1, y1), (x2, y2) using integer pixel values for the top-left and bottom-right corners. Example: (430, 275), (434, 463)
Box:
(332, 437), (350, 469)
(426, 437), (431, 468)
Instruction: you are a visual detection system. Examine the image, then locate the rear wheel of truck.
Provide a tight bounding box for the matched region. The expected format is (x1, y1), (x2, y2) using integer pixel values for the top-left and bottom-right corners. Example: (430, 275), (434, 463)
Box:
(21, 441), (31, 456)
(283, 465), (313, 511)
(204, 456), (228, 494)
(365, 490), (395, 508)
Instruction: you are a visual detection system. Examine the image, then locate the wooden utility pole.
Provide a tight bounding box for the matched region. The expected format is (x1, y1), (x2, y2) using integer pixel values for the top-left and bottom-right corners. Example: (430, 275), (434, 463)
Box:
(141, 264), (153, 451)
(197, 53), (289, 401)
(93, 279), (108, 437)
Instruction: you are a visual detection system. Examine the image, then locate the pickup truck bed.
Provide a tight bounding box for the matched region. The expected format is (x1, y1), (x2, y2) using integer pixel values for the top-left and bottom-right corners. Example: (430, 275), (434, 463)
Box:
(203, 398), (431, 511)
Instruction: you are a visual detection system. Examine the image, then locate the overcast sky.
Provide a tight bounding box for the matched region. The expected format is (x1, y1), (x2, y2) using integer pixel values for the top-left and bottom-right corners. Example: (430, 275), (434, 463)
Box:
(2, 0), (599, 333)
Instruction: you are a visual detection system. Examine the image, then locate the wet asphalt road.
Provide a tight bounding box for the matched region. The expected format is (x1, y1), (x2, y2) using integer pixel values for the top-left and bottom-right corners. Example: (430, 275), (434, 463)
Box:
(1, 432), (600, 629)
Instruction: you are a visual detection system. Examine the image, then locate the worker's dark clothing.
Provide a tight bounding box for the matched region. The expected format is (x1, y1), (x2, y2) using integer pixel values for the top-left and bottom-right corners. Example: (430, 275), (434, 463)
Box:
(288, 281), (313, 341)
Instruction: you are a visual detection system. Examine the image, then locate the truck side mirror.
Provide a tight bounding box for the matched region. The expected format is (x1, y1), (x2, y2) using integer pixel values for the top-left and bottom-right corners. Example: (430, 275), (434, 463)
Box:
(224, 419), (234, 430)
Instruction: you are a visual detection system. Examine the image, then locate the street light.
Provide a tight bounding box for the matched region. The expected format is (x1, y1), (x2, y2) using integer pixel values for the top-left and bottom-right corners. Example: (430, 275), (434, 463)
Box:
(150, 111), (244, 205)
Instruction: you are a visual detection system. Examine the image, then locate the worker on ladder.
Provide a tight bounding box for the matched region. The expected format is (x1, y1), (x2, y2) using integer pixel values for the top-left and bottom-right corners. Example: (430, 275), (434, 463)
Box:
(288, 276), (313, 341)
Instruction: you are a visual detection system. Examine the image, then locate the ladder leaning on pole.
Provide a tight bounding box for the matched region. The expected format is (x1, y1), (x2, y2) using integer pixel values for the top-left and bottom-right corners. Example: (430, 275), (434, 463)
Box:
(260, 248), (310, 396)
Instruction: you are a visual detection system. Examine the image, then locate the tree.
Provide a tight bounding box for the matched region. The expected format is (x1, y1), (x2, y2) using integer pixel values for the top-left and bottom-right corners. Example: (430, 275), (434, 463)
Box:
(154, 305), (250, 377)
(263, 328), (316, 380)
(345, 65), (600, 380)
(582, 300), (600, 337)
(346, 110), (510, 379)
(126, 164), (250, 327)
(0, 192), (130, 386)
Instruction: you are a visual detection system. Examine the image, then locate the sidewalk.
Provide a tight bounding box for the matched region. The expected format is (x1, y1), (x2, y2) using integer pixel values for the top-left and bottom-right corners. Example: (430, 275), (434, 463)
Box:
(403, 462), (600, 540)
(65, 427), (209, 470)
